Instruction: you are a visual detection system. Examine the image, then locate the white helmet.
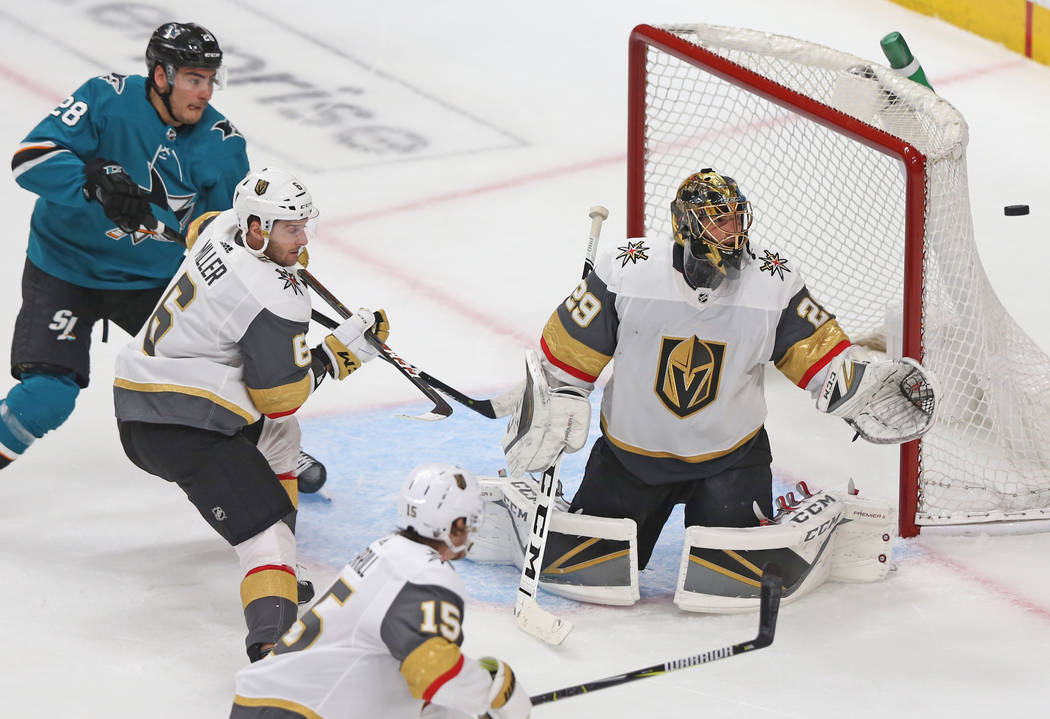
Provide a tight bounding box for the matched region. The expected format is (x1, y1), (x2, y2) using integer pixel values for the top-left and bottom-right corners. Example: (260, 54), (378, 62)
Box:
(232, 167), (318, 256)
(397, 463), (484, 553)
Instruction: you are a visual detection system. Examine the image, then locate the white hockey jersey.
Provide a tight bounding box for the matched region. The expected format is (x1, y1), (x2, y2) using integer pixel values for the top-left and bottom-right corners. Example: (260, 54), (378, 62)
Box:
(541, 236), (850, 483)
(114, 210), (320, 434)
(232, 534), (496, 719)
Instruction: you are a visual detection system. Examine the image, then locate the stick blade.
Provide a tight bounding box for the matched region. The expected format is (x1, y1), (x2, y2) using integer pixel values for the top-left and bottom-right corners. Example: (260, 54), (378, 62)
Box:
(757, 562), (783, 646)
(514, 598), (572, 645)
(397, 409), (451, 422)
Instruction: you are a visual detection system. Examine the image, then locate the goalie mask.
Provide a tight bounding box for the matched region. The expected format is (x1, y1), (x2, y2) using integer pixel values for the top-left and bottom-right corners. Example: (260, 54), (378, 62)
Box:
(232, 167), (318, 258)
(397, 463), (484, 554)
(670, 169), (753, 290)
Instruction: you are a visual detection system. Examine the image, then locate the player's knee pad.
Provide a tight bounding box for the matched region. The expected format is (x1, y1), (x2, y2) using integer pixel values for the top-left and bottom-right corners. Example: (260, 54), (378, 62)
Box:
(472, 475), (640, 606)
(4, 371), (80, 438)
(234, 521), (297, 574)
(257, 415), (302, 475)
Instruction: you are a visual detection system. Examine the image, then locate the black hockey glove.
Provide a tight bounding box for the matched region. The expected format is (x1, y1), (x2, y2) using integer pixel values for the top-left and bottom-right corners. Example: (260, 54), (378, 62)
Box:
(82, 158), (151, 234)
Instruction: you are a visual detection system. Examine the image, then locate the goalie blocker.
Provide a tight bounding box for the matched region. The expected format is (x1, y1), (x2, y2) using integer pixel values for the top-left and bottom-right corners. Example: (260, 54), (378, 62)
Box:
(471, 475), (893, 610)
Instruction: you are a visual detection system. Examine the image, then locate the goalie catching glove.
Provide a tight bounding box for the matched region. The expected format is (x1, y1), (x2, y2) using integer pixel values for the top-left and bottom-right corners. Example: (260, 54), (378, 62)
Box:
(503, 349), (590, 476)
(816, 351), (937, 443)
(320, 308), (390, 380)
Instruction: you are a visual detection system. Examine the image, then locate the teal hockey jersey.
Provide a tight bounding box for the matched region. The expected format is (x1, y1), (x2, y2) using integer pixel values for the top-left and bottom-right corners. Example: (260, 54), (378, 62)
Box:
(11, 73), (249, 289)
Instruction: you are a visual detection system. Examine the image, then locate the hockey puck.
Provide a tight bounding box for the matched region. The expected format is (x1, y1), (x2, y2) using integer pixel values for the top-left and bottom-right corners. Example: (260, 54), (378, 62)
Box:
(1004, 204), (1030, 216)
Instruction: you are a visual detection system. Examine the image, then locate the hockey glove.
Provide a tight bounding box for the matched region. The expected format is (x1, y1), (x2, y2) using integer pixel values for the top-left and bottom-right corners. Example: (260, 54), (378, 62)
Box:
(82, 158), (152, 234)
(478, 657), (531, 719)
(816, 354), (937, 443)
(320, 307), (388, 380)
(503, 350), (591, 476)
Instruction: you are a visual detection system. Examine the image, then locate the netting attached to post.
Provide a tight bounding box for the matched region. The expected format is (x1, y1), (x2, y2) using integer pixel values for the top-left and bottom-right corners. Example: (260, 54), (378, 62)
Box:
(629, 23), (1050, 534)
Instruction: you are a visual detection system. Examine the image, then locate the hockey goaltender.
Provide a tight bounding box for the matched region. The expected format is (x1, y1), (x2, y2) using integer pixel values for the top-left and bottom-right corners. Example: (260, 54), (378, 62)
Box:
(472, 169), (938, 614)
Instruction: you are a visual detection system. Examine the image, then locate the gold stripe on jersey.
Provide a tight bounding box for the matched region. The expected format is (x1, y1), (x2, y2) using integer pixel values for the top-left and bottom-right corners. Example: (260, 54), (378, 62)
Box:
(185, 210), (222, 251)
(543, 537), (631, 575)
(232, 694), (323, 719)
(775, 319), (850, 387)
(540, 312), (612, 381)
(602, 414), (762, 463)
(248, 374), (312, 417)
(241, 567), (298, 609)
(113, 378), (255, 423)
(400, 636), (463, 700)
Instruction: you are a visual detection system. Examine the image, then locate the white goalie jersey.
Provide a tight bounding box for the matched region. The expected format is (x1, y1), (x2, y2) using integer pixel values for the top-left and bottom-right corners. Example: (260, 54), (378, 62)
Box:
(232, 534), (497, 719)
(114, 210), (320, 434)
(540, 237), (851, 482)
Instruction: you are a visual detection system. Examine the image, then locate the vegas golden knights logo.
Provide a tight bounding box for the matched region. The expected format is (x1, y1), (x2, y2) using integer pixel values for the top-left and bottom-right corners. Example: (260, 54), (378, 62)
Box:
(654, 336), (726, 417)
(254, 179), (269, 195)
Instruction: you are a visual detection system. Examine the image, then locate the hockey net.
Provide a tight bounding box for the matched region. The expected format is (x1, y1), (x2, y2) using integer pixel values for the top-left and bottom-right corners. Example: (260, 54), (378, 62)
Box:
(628, 24), (1050, 536)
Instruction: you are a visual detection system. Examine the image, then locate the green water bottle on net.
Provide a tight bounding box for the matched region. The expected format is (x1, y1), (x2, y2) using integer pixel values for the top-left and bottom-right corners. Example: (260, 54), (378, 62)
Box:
(880, 31), (934, 91)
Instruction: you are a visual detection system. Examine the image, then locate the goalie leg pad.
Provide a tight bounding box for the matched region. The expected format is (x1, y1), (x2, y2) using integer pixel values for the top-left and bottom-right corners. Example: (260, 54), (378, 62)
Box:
(831, 491), (895, 582)
(675, 491), (844, 613)
(502, 350), (590, 476)
(472, 476), (639, 606)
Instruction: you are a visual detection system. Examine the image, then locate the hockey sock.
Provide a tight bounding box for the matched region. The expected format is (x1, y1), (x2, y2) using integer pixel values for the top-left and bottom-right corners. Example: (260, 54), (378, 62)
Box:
(0, 372), (80, 466)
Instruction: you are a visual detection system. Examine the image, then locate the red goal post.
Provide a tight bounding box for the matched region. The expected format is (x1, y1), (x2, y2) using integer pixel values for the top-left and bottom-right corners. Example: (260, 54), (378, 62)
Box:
(627, 23), (1050, 537)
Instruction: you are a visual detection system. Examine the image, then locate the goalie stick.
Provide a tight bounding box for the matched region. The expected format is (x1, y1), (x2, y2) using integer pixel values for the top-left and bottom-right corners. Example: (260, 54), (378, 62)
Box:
(145, 218), (452, 422)
(514, 452), (572, 644)
(529, 562), (783, 705)
(512, 205), (609, 645)
(582, 205), (609, 278)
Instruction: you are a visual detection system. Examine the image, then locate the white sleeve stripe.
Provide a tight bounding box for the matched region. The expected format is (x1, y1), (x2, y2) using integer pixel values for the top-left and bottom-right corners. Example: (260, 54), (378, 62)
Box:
(12, 145), (71, 180)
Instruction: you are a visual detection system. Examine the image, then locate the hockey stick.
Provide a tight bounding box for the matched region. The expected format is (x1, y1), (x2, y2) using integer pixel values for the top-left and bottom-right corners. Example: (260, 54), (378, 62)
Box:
(309, 301), (517, 419)
(513, 451), (572, 645)
(310, 205), (612, 420)
(582, 205), (609, 278)
(529, 562), (783, 705)
(146, 218), (452, 422)
(295, 269), (453, 422)
(511, 205), (610, 645)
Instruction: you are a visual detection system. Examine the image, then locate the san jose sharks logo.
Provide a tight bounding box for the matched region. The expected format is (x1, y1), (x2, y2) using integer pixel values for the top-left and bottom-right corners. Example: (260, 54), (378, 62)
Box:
(759, 250), (791, 280)
(211, 119), (244, 141)
(276, 267), (305, 295)
(106, 146), (198, 243)
(97, 73), (127, 94)
(616, 240), (650, 267)
(655, 336), (726, 417)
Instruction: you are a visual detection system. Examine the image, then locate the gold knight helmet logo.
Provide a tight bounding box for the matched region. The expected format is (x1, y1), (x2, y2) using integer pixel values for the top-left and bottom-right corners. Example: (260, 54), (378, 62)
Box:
(254, 179), (269, 195)
(655, 336), (726, 417)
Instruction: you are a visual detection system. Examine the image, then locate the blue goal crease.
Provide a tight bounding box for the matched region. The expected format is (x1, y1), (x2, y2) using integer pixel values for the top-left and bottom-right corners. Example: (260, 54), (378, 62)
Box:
(294, 389), (857, 607)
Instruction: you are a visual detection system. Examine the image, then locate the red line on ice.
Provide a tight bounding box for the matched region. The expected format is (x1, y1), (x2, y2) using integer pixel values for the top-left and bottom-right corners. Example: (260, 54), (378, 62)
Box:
(921, 546), (1050, 623)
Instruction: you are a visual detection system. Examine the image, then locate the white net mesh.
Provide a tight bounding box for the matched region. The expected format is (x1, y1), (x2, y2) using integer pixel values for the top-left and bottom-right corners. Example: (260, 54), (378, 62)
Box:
(636, 24), (1050, 528)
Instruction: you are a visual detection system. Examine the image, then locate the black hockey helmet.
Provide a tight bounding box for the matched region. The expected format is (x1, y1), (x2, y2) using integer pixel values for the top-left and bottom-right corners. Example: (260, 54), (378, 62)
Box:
(670, 169), (753, 290)
(145, 22), (223, 85)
